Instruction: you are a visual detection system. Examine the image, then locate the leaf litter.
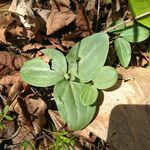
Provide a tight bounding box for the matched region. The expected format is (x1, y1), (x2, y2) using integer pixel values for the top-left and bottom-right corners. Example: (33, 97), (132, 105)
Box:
(0, 0), (150, 149)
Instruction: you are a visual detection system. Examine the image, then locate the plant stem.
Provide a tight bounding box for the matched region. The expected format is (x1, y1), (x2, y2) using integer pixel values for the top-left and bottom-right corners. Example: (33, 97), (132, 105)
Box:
(105, 12), (150, 32)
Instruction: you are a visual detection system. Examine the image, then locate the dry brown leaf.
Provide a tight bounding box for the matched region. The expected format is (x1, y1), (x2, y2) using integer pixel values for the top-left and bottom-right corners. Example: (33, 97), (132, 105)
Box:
(61, 32), (82, 48)
(9, 0), (39, 37)
(10, 94), (47, 134)
(85, 0), (96, 11)
(0, 0), (11, 9)
(73, 0), (93, 36)
(0, 14), (34, 45)
(0, 14), (16, 44)
(22, 43), (44, 52)
(49, 37), (65, 51)
(0, 51), (27, 71)
(46, 0), (76, 35)
(48, 110), (65, 131)
(61, 39), (75, 48)
(12, 126), (35, 146)
(77, 67), (150, 150)
(34, 8), (50, 31)
(7, 81), (26, 104)
(0, 72), (22, 85)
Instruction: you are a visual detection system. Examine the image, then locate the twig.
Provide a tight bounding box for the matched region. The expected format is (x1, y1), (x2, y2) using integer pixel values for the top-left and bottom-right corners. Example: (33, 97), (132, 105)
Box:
(105, 12), (150, 32)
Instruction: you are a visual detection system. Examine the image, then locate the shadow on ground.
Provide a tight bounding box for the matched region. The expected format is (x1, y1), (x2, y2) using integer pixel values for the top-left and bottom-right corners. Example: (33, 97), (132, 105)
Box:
(107, 104), (150, 150)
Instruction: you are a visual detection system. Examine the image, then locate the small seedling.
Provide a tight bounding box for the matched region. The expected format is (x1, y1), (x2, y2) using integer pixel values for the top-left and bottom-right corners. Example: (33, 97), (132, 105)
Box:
(20, 32), (118, 130)
(21, 140), (35, 150)
(50, 130), (76, 150)
(0, 105), (13, 130)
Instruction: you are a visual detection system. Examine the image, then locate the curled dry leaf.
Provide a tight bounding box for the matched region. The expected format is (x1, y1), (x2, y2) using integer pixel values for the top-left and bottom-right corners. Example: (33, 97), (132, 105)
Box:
(0, 14), (16, 44)
(22, 43), (44, 52)
(10, 94), (47, 134)
(75, 4), (92, 37)
(61, 32), (82, 48)
(0, 14), (34, 45)
(77, 67), (150, 150)
(46, 0), (76, 35)
(7, 81), (26, 104)
(34, 8), (51, 31)
(9, 0), (39, 37)
(49, 37), (65, 51)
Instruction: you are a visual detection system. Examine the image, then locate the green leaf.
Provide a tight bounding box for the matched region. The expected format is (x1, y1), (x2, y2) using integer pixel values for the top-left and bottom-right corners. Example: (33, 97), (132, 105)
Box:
(3, 105), (9, 116)
(4, 115), (13, 121)
(93, 66), (118, 90)
(20, 58), (64, 87)
(54, 80), (97, 130)
(120, 25), (149, 43)
(22, 140), (35, 150)
(128, 0), (150, 28)
(41, 49), (67, 74)
(114, 38), (131, 67)
(66, 32), (109, 83)
(108, 18), (125, 33)
(80, 84), (98, 106)
(0, 122), (5, 129)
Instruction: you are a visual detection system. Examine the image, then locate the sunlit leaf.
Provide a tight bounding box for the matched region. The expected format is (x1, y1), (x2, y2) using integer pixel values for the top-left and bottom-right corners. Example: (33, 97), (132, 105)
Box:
(54, 80), (97, 130)
(114, 38), (131, 67)
(128, 0), (150, 28)
(120, 25), (149, 43)
(80, 84), (98, 106)
(66, 32), (109, 83)
(93, 66), (118, 89)
(41, 49), (67, 74)
(20, 58), (63, 87)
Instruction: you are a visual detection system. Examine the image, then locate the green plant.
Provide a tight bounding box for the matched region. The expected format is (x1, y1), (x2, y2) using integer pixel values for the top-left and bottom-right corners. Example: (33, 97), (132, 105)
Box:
(20, 32), (118, 130)
(108, 22), (150, 67)
(0, 105), (13, 130)
(51, 131), (75, 150)
(128, 0), (150, 28)
(21, 140), (35, 150)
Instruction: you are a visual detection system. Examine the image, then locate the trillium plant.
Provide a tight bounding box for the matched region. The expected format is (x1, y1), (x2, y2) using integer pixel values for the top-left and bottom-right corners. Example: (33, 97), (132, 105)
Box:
(20, 32), (118, 130)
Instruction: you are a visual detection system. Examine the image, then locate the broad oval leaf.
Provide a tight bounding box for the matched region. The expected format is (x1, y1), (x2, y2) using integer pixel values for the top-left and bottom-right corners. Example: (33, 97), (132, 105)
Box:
(93, 66), (118, 90)
(80, 84), (98, 106)
(128, 0), (150, 28)
(114, 38), (131, 67)
(66, 32), (109, 83)
(54, 80), (97, 130)
(20, 58), (64, 87)
(41, 49), (67, 74)
(120, 25), (149, 43)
